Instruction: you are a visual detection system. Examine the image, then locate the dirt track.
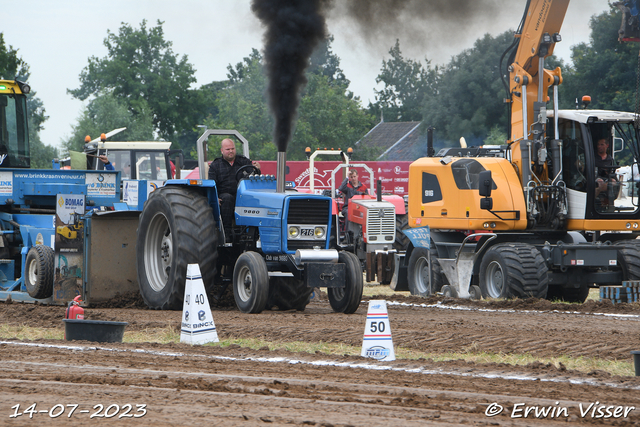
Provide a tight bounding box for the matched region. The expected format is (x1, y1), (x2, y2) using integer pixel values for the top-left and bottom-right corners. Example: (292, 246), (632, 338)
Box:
(1, 292), (640, 426)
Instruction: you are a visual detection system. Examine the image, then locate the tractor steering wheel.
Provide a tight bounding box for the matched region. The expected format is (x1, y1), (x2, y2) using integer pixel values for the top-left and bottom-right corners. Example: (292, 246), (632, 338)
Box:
(235, 164), (259, 182)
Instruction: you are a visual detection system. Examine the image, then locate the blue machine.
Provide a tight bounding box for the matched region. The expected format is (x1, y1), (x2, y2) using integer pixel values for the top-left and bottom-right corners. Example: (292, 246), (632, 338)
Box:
(0, 80), (151, 305)
(135, 129), (363, 314)
(0, 167), (127, 302)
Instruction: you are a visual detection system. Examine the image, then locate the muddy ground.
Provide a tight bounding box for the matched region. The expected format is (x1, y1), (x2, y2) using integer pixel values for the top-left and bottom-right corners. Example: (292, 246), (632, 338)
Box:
(1, 291), (640, 426)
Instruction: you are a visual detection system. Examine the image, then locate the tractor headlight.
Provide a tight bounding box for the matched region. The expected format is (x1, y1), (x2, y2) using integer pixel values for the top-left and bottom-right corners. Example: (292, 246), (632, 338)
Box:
(314, 227), (325, 238)
(288, 226), (300, 238)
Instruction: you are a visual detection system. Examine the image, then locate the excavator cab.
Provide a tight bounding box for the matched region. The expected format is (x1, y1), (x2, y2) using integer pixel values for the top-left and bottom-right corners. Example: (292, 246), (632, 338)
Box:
(0, 80), (31, 168)
(550, 110), (640, 221)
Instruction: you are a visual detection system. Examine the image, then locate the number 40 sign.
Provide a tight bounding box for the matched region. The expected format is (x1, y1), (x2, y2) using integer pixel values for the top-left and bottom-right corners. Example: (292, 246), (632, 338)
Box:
(361, 300), (395, 361)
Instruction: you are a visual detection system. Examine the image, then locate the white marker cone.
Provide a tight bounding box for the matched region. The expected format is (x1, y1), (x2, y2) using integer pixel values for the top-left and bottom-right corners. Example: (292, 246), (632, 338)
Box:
(361, 299), (395, 361)
(180, 264), (219, 345)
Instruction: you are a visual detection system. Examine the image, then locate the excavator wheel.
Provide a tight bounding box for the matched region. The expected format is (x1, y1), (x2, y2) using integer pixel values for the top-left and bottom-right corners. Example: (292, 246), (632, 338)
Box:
(407, 245), (447, 297)
(479, 243), (548, 299)
(267, 276), (313, 311)
(137, 187), (218, 310)
(615, 240), (640, 281)
(547, 285), (590, 303)
(328, 251), (363, 314)
(25, 245), (55, 299)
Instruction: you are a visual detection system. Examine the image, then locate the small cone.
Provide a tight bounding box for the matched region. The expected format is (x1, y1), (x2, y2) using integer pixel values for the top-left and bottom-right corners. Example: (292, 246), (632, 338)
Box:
(361, 300), (395, 361)
(180, 264), (219, 345)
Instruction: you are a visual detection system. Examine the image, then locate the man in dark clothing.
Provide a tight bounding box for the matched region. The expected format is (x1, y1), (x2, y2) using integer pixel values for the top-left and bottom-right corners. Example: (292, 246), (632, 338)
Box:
(595, 138), (616, 197)
(338, 169), (367, 217)
(208, 138), (261, 233)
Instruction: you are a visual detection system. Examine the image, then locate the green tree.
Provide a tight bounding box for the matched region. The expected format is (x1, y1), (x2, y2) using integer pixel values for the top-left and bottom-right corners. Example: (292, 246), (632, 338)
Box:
(308, 35), (350, 89)
(204, 43), (374, 162)
(290, 72), (375, 160)
(0, 33), (28, 78)
(61, 93), (154, 155)
(370, 40), (437, 122)
(422, 32), (514, 146)
(559, 7), (638, 111)
(0, 33), (56, 168)
(483, 124), (508, 146)
(204, 49), (274, 160)
(28, 96), (58, 169)
(68, 20), (203, 140)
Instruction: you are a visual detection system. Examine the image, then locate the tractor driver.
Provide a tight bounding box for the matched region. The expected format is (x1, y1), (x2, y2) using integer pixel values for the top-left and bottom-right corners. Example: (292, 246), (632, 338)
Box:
(208, 138), (261, 235)
(338, 169), (367, 218)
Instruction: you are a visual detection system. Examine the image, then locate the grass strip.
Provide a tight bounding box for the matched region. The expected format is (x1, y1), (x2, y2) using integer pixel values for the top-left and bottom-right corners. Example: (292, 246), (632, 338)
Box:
(0, 324), (634, 377)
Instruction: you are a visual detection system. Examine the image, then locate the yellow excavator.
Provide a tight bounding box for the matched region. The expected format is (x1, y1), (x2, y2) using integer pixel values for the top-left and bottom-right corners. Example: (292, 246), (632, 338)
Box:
(404, 0), (640, 302)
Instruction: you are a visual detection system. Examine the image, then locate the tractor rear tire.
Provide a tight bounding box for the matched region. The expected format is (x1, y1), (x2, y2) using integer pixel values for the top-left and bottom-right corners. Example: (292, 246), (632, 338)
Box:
(328, 251), (363, 314)
(407, 246), (446, 297)
(479, 243), (548, 299)
(137, 187), (218, 310)
(394, 214), (410, 251)
(25, 245), (54, 299)
(267, 276), (312, 311)
(233, 251), (269, 313)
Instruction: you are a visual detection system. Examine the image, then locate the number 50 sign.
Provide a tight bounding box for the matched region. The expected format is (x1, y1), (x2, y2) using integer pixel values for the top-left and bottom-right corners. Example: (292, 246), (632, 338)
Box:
(361, 300), (395, 361)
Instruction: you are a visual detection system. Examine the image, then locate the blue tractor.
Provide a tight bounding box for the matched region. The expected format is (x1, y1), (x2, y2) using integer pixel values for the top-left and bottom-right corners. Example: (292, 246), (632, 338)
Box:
(135, 129), (364, 313)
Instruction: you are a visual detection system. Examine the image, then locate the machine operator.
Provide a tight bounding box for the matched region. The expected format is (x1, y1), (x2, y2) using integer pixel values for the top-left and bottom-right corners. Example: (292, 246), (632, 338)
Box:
(595, 138), (618, 198)
(208, 138), (261, 235)
(338, 169), (367, 217)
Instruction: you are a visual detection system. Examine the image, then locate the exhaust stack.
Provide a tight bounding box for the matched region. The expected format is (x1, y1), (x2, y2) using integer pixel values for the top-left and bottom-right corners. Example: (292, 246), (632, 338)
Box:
(276, 151), (286, 193)
(427, 126), (435, 157)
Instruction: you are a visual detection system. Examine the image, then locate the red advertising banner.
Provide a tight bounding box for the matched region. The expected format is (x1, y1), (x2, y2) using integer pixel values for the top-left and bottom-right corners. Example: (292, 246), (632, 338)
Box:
(258, 161), (411, 196)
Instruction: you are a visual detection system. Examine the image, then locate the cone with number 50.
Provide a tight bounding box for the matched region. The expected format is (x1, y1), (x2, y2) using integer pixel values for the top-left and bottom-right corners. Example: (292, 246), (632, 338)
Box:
(361, 300), (395, 361)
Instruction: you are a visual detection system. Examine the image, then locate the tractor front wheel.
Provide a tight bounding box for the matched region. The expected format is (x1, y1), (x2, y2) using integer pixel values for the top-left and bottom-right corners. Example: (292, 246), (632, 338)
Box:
(233, 251), (269, 313)
(328, 251), (363, 314)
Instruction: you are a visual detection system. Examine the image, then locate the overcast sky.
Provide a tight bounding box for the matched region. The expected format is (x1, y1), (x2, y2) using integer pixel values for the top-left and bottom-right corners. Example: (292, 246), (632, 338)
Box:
(4, 0), (609, 149)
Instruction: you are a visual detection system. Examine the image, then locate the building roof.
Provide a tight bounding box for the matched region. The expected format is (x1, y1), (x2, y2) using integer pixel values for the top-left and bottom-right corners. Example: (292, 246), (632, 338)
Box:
(356, 121), (427, 161)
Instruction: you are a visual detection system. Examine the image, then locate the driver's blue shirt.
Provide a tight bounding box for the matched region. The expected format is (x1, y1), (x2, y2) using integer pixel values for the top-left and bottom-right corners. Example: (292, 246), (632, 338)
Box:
(208, 155), (260, 197)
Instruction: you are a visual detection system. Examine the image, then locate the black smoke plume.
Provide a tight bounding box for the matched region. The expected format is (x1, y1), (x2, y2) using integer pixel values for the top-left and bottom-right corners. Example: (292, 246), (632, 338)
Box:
(252, 0), (329, 152)
(328, 0), (505, 60)
(336, 0), (501, 36)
